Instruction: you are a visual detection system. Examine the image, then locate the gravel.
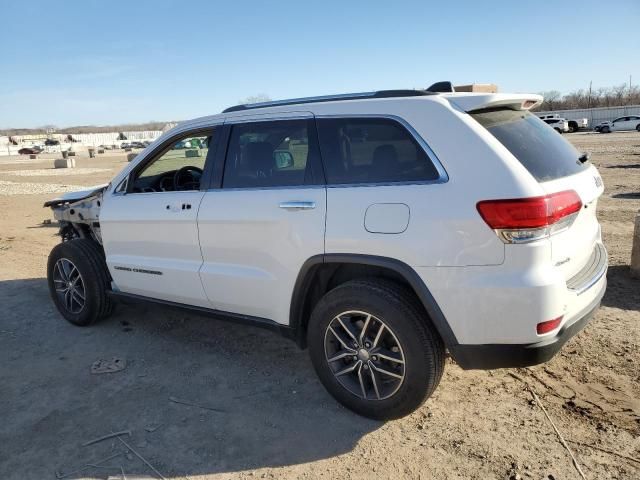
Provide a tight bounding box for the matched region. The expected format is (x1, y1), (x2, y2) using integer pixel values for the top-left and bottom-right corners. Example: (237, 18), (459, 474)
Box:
(2, 168), (111, 177)
(0, 180), (86, 196)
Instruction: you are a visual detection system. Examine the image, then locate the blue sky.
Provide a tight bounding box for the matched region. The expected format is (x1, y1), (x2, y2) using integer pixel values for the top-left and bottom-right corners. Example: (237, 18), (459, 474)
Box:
(1, 0), (639, 128)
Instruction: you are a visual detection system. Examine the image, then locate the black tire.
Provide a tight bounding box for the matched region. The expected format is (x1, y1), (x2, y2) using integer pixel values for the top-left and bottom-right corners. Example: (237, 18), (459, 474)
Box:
(554, 128), (562, 134)
(307, 278), (445, 420)
(47, 239), (114, 326)
(601, 126), (611, 134)
(636, 124), (640, 132)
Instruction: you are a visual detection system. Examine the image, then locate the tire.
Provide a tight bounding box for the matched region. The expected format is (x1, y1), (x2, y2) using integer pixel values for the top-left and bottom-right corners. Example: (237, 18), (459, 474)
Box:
(554, 128), (562, 134)
(636, 124), (640, 132)
(307, 278), (445, 420)
(47, 239), (114, 326)
(601, 126), (611, 134)
(569, 123), (577, 133)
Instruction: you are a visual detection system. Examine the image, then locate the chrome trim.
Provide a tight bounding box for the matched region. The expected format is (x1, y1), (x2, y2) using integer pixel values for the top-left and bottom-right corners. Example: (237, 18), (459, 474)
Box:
(315, 113), (449, 184)
(566, 243), (608, 295)
(279, 201), (316, 210)
(224, 111), (314, 124)
(206, 185), (325, 192)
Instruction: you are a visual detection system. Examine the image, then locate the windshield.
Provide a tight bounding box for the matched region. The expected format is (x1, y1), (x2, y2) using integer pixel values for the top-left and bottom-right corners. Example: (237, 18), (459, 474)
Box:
(471, 108), (589, 182)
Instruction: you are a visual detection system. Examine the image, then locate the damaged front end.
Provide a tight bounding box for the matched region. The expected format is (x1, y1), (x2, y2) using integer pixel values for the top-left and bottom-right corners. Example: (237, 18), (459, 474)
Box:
(44, 184), (108, 244)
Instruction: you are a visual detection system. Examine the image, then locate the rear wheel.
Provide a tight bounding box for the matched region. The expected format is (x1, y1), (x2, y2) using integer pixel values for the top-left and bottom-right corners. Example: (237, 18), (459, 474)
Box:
(307, 279), (445, 420)
(636, 124), (640, 132)
(47, 239), (114, 326)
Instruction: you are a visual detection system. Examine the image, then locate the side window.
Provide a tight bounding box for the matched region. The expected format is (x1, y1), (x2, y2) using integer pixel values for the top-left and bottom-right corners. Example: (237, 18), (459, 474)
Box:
(223, 120), (312, 188)
(316, 118), (440, 185)
(131, 132), (214, 193)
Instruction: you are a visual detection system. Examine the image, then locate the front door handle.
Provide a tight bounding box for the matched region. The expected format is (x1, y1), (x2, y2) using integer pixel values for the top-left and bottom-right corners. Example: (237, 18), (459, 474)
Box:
(279, 201), (316, 210)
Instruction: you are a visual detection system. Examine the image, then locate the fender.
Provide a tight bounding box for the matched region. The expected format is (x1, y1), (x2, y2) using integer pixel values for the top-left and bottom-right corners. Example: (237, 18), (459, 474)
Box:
(289, 253), (459, 348)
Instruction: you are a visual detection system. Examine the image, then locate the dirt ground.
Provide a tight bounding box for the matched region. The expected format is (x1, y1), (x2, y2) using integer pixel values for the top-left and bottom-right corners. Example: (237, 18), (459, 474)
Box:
(0, 133), (638, 480)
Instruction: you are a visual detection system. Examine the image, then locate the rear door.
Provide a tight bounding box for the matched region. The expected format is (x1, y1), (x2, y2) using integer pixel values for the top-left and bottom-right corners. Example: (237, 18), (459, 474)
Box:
(100, 127), (219, 307)
(197, 115), (326, 324)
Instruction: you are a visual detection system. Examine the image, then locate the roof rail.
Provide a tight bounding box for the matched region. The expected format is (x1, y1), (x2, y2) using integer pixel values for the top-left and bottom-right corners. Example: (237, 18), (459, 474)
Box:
(222, 89), (435, 113)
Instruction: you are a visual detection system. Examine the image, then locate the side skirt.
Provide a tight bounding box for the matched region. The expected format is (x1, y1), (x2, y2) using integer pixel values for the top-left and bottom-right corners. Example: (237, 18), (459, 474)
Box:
(107, 290), (297, 342)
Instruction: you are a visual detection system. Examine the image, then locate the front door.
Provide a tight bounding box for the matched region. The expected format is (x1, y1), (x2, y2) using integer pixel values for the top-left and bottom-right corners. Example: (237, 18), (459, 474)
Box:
(100, 129), (218, 307)
(611, 117), (630, 131)
(197, 117), (326, 324)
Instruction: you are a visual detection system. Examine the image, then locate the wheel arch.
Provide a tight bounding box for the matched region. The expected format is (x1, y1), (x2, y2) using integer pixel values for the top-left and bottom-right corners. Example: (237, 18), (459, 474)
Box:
(289, 254), (458, 349)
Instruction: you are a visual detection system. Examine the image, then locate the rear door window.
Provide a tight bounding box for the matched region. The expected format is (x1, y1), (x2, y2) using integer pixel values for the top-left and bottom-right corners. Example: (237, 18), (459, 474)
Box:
(316, 117), (440, 185)
(471, 108), (589, 182)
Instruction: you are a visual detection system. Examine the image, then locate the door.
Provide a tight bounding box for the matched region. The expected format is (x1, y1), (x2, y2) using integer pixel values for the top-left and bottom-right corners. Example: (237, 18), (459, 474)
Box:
(611, 117), (629, 131)
(100, 129), (218, 307)
(197, 117), (326, 324)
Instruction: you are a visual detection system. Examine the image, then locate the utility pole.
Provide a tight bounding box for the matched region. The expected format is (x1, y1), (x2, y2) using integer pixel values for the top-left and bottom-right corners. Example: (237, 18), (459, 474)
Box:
(587, 80), (593, 127)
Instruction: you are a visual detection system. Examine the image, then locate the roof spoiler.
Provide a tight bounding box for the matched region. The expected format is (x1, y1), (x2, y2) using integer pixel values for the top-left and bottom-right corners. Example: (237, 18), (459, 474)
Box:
(449, 94), (543, 112)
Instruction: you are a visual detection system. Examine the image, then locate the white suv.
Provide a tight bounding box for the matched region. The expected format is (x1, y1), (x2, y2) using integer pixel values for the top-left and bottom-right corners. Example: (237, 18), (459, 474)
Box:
(45, 86), (608, 420)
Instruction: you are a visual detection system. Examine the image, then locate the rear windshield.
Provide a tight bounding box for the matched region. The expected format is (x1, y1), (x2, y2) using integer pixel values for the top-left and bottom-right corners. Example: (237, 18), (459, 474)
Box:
(471, 108), (588, 181)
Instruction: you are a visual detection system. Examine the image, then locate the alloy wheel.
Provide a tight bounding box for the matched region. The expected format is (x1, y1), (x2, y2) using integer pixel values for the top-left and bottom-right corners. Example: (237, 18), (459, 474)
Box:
(53, 258), (86, 314)
(324, 310), (406, 400)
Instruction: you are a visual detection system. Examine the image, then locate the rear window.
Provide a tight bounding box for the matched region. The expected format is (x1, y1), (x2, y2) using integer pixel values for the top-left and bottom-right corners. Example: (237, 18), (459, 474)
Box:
(471, 109), (588, 181)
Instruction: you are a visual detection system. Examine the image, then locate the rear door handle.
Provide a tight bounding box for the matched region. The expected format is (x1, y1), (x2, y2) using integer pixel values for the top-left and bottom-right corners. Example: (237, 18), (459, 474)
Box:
(279, 201), (316, 210)
(165, 203), (192, 212)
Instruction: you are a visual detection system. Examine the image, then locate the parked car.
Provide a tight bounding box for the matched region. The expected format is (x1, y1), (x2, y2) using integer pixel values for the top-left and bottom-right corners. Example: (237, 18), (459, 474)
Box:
(594, 122), (608, 132)
(542, 118), (570, 133)
(130, 141), (146, 149)
(597, 115), (640, 133)
(44, 86), (607, 420)
(18, 146), (43, 155)
(120, 143), (131, 149)
(538, 114), (588, 132)
(44, 139), (60, 146)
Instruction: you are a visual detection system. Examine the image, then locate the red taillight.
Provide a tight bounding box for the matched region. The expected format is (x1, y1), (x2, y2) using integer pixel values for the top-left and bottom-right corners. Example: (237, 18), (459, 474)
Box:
(477, 190), (582, 230)
(536, 316), (563, 335)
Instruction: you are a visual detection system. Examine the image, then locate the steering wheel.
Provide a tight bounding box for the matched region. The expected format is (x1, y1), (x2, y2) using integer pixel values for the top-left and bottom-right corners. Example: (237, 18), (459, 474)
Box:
(173, 166), (203, 191)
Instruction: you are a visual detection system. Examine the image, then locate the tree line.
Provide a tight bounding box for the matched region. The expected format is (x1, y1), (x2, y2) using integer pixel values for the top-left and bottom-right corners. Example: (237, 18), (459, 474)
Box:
(0, 121), (171, 137)
(537, 83), (640, 111)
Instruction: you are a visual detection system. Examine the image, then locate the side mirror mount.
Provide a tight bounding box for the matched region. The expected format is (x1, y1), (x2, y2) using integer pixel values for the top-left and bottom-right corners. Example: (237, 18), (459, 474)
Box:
(274, 150), (294, 169)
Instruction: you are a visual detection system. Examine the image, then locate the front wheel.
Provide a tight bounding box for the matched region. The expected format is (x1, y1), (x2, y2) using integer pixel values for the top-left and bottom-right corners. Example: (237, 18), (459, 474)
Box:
(47, 239), (114, 326)
(601, 126), (611, 133)
(307, 279), (445, 420)
(636, 124), (640, 132)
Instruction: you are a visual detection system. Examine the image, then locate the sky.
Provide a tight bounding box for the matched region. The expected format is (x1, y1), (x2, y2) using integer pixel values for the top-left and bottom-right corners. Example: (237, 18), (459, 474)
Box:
(1, 0), (639, 128)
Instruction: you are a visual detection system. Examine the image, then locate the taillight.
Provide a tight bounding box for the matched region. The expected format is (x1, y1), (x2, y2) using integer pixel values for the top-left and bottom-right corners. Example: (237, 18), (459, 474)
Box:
(477, 190), (582, 244)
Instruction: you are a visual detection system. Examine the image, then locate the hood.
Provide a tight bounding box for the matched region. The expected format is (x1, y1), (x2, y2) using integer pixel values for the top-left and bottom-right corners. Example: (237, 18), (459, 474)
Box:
(43, 184), (108, 208)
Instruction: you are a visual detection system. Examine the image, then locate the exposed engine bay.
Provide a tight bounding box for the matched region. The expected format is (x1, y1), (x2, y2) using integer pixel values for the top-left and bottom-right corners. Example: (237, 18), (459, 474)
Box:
(44, 184), (107, 244)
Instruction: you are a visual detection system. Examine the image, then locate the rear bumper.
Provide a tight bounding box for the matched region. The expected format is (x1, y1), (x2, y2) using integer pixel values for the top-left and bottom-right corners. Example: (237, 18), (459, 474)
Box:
(449, 283), (604, 370)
